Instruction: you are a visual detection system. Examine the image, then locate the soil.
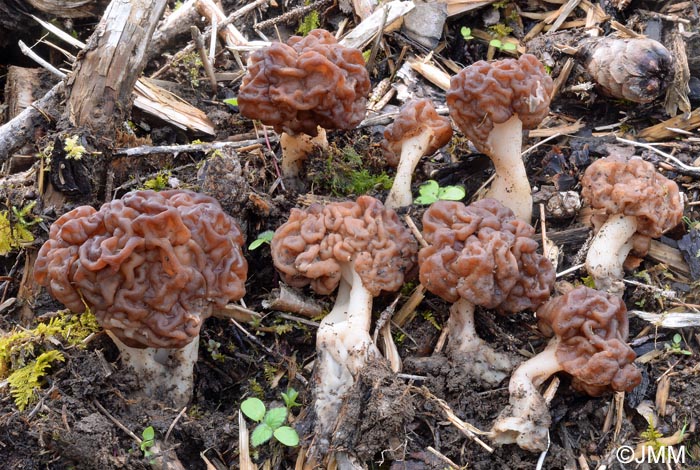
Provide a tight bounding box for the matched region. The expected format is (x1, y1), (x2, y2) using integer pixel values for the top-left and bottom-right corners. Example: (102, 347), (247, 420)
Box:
(1, 0), (700, 469)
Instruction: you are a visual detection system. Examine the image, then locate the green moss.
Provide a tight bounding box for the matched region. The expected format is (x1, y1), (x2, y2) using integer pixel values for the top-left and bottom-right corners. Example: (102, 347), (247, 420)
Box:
(312, 145), (393, 197)
(297, 10), (320, 35)
(141, 170), (171, 191)
(0, 309), (99, 410)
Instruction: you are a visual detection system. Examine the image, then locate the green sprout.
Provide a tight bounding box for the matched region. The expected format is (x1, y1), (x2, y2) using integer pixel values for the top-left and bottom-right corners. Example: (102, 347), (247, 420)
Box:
(460, 27), (474, 41)
(206, 339), (225, 362)
(0, 201), (42, 255)
(414, 180), (465, 205)
(281, 388), (301, 410)
(142, 170), (171, 191)
(249, 230), (274, 250)
(489, 39), (517, 51)
(297, 10), (320, 36)
(64, 135), (86, 160)
(665, 334), (692, 356)
(223, 97), (238, 106)
(140, 426), (156, 460)
(240, 397), (300, 447)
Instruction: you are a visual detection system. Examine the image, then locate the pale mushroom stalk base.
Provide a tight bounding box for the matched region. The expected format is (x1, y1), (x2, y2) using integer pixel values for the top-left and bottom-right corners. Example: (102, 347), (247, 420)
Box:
(107, 331), (199, 409)
(385, 129), (434, 210)
(585, 214), (638, 296)
(484, 115), (532, 223)
(447, 297), (514, 386)
(280, 127), (328, 179)
(312, 263), (380, 453)
(490, 339), (562, 451)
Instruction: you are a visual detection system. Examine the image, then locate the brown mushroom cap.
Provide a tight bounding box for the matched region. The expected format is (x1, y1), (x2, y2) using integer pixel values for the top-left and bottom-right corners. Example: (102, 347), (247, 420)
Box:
(270, 195), (417, 296)
(238, 29), (371, 137)
(34, 190), (248, 349)
(381, 98), (453, 166)
(537, 285), (642, 396)
(419, 198), (554, 312)
(581, 156), (682, 239)
(446, 54), (553, 153)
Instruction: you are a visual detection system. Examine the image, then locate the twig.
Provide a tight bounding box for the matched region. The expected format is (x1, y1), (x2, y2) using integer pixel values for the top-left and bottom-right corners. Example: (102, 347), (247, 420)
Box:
(413, 386), (494, 453)
(113, 138), (276, 156)
(426, 446), (460, 469)
(616, 136), (700, 175)
(191, 26), (218, 93)
(164, 406), (188, 444)
(230, 319), (308, 386)
(18, 40), (66, 78)
(254, 0), (332, 31)
(92, 399), (142, 443)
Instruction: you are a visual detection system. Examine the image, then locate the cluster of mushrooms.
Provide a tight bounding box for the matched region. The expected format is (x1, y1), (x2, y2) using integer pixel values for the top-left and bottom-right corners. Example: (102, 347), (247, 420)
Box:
(33, 29), (684, 464)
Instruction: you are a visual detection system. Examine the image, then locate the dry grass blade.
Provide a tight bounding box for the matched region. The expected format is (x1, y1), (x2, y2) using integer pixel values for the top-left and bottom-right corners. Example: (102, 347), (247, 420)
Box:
(239, 410), (257, 470)
(414, 386), (494, 452)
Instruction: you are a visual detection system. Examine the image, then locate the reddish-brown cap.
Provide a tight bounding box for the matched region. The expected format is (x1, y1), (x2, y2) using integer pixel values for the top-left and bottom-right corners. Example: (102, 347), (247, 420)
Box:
(238, 29), (371, 136)
(446, 54), (553, 153)
(381, 98), (453, 166)
(581, 156), (682, 239)
(34, 190), (248, 349)
(537, 286), (642, 396)
(418, 198), (554, 312)
(270, 195), (417, 296)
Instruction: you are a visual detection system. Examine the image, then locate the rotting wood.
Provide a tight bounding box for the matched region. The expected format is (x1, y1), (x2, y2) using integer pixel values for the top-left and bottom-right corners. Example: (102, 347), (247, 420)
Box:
(0, 82), (63, 161)
(65, 0), (169, 142)
(149, 0), (203, 61)
(26, 0), (107, 18)
(3, 67), (44, 121)
(637, 108), (700, 140)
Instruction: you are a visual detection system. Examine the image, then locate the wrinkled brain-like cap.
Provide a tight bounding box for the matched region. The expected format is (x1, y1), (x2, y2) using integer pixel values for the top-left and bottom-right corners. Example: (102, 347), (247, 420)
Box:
(419, 198), (554, 313)
(581, 156), (682, 239)
(270, 195), (417, 296)
(446, 54), (553, 153)
(537, 285), (642, 396)
(34, 190), (248, 349)
(381, 98), (453, 166)
(238, 29), (371, 137)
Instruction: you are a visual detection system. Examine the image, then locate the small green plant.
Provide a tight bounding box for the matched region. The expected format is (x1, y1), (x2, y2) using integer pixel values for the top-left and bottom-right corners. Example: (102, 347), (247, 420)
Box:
(489, 23), (513, 37)
(206, 339), (225, 362)
(297, 10), (320, 35)
(0, 201), (42, 255)
(142, 170), (171, 191)
(414, 180), (465, 205)
(249, 230), (274, 250)
(240, 397), (300, 447)
(489, 38), (517, 51)
(7, 350), (64, 411)
(460, 26), (474, 41)
(140, 426), (156, 460)
(421, 310), (442, 331)
(665, 334), (692, 356)
(281, 388), (301, 409)
(64, 135), (86, 160)
(348, 169), (393, 194)
(223, 97), (238, 107)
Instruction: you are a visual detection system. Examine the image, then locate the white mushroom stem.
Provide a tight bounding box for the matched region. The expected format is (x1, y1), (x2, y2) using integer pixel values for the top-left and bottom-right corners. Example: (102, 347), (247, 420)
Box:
(107, 330), (199, 408)
(490, 338), (563, 451)
(385, 129), (434, 210)
(447, 297), (514, 386)
(585, 214), (638, 295)
(484, 115), (532, 222)
(313, 262), (380, 448)
(280, 127), (328, 179)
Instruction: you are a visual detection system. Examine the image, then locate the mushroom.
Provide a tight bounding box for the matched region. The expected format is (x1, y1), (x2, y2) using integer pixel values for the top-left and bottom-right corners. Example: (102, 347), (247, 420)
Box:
(580, 156), (683, 295)
(446, 54), (553, 222)
(33, 190), (248, 407)
(238, 29), (371, 181)
(578, 37), (673, 104)
(270, 195), (417, 458)
(381, 98), (453, 209)
(490, 286), (642, 451)
(418, 198), (555, 385)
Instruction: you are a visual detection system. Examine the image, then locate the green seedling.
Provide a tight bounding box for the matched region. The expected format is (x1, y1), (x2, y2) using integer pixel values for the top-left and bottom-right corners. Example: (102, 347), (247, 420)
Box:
(0, 201), (42, 255)
(460, 27), (474, 41)
(140, 426), (155, 460)
(241, 397), (300, 447)
(414, 180), (465, 205)
(249, 230), (274, 250)
(223, 97), (238, 106)
(665, 334), (692, 356)
(489, 39), (517, 51)
(281, 388), (301, 410)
